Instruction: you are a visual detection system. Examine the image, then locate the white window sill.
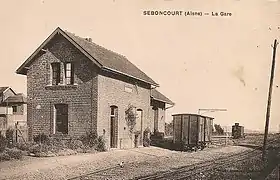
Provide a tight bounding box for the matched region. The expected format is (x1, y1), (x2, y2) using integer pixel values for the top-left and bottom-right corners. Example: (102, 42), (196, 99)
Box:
(45, 84), (78, 90)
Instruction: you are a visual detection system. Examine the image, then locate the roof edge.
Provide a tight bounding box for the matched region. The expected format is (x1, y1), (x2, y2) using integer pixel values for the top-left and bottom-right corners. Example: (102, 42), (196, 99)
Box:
(16, 27), (103, 75)
(3, 87), (16, 95)
(151, 97), (174, 105)
(16, 27), (160, 88)
(102, 67), (159, 87)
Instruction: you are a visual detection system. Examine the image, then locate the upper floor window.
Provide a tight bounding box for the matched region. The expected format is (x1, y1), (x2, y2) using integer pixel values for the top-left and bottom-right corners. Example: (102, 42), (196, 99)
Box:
(12, 106), (17, 114)
(51, 63), (61, 85)
(64, 62), (74, 85)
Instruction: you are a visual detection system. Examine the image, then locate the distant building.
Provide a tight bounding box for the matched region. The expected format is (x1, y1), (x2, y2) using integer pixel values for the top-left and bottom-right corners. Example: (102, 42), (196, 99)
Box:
(232, 123), (244, 139)
(0, 87), (27, 136)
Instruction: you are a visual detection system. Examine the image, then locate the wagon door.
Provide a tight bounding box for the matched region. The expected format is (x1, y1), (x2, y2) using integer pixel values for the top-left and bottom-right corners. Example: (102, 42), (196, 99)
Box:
(189, 115), (199, 145)
(182, 115), (189, 144)
(198, 117), (205, 143)
(173, 115), (182, 143)
(204, 118), (210, 142)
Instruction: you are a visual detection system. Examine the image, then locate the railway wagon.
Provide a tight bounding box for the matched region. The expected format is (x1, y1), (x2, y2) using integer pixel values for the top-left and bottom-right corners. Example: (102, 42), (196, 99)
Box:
(232, 123), (245, 139)
(172, 113), (214, 150)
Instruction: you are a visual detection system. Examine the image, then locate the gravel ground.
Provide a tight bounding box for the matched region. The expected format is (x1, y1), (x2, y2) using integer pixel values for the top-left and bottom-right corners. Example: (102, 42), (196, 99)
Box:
(0, 145), (251, 180)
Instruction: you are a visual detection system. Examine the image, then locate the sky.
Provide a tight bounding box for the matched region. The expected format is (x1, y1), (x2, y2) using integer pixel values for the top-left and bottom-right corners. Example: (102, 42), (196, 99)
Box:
(0, 0), (280, 132)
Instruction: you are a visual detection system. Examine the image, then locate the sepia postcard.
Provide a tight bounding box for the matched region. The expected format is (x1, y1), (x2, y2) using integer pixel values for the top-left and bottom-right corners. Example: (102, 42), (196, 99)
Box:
(0, 0), (279, 179)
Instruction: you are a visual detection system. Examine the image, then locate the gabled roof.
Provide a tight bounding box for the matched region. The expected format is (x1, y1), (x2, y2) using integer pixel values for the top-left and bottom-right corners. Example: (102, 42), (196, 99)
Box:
(151, 89), (174, 105)
(16, 27), (159, 86)
(0, 87), (9, 94)
(0, 87), (16, 96)
(4, 93), (27, 104)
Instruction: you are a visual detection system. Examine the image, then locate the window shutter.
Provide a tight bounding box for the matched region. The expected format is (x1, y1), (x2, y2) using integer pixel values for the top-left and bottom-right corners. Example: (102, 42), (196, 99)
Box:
(46, 63), (51, 85)
(71, 63), (75, 84)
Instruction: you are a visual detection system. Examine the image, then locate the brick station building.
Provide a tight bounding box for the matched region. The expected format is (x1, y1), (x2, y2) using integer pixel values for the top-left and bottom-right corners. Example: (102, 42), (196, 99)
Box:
(16, 27), (174, 149)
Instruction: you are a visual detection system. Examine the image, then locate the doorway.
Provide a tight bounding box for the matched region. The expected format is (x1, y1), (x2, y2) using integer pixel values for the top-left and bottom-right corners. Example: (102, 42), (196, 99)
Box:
(153, 108), (159, 133)
(110, 106), (118, 148)
(54, 104), (68, 134)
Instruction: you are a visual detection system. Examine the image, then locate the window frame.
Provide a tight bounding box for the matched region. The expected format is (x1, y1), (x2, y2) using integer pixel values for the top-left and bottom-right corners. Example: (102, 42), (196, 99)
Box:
(51, 62), (61, 85)
(64, 62), (74, 85)
(12, 106), (17, 114)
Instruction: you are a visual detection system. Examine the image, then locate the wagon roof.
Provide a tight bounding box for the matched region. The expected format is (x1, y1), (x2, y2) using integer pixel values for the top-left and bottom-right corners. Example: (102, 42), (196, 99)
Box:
(172, 113), (214, 119)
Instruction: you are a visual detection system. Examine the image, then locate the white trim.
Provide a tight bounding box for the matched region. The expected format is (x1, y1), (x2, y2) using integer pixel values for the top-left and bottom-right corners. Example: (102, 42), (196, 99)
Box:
(2, 87), (9, 94)
(53, 105), (56, 134)
(102, 67), (159, 87)
(151, 97), (174, 105)
(2, 87), (16, 95)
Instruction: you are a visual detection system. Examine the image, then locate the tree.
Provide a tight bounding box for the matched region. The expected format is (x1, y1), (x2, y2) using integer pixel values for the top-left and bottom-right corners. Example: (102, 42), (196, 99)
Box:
(125, 104), (137, 136)
(214, 124), (224, 135)
(164, 121), (173, 136)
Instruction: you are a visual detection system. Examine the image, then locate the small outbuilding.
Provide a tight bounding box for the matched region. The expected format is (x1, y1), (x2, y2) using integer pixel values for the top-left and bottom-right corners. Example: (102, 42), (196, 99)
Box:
(232, 123), (245, 139)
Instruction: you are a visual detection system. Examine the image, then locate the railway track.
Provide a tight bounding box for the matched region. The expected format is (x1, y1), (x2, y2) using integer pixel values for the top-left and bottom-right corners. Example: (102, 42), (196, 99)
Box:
(135, 138), (280, 180)
(133, 148), (260, 180)
(68, 138), (279, 180)
(68, 148), (259, 180)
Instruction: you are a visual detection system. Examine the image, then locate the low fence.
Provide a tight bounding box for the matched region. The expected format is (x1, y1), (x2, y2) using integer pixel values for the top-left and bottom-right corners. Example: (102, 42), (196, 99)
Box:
(1, 121), (28, 144)
(211, 135), (234, 146)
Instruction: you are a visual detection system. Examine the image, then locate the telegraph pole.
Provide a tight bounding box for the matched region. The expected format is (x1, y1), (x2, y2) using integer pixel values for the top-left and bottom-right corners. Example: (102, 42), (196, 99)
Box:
(262, 39), (278, 160)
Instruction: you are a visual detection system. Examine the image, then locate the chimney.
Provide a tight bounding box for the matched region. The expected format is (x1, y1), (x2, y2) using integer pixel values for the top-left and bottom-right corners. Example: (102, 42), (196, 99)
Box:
(85, 37), (92, 42)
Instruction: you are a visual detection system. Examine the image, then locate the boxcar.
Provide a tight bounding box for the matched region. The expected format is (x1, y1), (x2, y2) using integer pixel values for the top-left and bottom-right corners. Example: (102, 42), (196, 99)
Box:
(172, 113), (214, 151)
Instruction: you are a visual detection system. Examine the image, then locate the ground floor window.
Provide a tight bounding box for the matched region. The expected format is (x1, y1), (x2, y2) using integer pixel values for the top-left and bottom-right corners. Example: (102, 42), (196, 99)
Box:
(54, 104), (68, 134)
(110, 105), (118, 148)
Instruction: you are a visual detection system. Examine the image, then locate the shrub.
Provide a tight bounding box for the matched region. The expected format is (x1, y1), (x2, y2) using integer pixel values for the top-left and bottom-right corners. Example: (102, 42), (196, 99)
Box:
(0, 148), (23, 161)
(33, 133), (50, 144)
(68, 139), (84, 150)
(14, 142), (32, 153)
(49, 138), (67, 150)
(214, 124), (224, 135)
(6, 148), (23, 160)
(80, 131), (98, 148)
(0, 152), (11, 161)
(125, 104), (137, 134)
(29, 144), (50, 154)
(0, 134), (8, 152)
(96, 136), (106, 152)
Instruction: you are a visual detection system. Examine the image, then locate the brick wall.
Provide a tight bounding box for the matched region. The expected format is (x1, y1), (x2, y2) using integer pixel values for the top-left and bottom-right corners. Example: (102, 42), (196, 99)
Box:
(26, 34), (98, 140)
(97, 71), (152, 149)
